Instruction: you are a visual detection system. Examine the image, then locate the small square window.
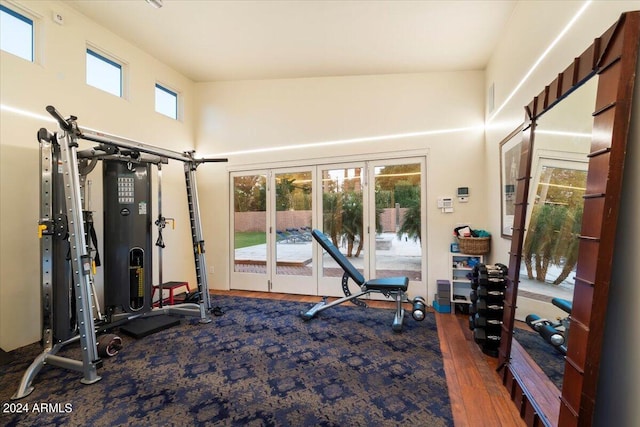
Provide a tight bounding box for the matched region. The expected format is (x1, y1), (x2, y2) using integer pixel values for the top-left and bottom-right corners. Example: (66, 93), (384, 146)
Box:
(155, 83), (178, 119)
(0, 5), (34, 62)
(86, 48), (122, 97)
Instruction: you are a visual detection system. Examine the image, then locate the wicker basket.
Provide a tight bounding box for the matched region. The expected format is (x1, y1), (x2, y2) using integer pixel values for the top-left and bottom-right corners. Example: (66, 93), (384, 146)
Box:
(457, 236), (491, 255)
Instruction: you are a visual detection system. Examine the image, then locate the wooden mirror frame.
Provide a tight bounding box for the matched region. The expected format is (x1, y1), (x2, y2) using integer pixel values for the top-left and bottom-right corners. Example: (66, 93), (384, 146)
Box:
(498, 11), (640, 427)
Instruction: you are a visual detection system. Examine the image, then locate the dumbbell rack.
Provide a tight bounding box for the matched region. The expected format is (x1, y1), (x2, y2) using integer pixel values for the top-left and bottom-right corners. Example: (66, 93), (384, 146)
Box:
(468, 263), (508, 357)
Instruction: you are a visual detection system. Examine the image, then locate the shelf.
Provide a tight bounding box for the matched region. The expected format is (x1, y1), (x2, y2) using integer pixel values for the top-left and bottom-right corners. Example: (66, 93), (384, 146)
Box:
(450, 253), (483, 304)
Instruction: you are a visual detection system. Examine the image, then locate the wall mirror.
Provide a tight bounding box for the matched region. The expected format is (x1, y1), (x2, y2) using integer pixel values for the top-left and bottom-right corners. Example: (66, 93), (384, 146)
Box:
(512, 76), (596, 393)
(497, 11), (640, 427)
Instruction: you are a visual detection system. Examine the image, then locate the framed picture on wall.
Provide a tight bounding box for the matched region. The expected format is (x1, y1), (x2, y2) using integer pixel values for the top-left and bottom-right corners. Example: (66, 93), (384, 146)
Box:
(499, 125), (524, 238)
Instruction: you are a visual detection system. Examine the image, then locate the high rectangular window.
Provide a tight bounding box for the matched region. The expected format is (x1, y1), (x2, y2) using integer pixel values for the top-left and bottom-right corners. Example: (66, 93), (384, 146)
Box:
(0, 5), (34, 62)
(86, 48), (122, 97)
(155, 83), (178, 119)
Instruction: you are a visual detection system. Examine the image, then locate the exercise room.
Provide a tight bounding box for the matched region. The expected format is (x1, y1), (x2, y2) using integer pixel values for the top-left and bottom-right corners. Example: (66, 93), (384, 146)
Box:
(1, 1), (639, 426)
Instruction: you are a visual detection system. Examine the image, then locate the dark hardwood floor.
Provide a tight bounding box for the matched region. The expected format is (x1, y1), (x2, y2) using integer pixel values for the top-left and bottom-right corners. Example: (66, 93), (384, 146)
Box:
(210, 290), (525, 426)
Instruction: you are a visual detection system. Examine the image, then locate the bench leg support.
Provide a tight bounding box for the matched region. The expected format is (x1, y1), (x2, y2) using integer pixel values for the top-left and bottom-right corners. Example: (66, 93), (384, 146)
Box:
(301, 290), (369, 320)
(392, 292), (406, 332)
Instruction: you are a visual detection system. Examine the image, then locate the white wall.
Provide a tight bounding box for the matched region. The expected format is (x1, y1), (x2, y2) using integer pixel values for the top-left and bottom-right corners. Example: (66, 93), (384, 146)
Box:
(0, 0), (197, 351)
(194, 71), (487, 302)
(484, 0), (640, 320)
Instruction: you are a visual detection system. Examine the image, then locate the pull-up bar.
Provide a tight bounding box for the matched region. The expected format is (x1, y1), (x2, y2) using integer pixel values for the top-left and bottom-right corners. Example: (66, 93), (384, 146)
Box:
(46, 105), (227, 165)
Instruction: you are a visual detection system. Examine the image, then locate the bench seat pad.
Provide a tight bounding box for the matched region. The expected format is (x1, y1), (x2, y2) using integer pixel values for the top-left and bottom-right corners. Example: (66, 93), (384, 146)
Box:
(365, 277), (409, 292)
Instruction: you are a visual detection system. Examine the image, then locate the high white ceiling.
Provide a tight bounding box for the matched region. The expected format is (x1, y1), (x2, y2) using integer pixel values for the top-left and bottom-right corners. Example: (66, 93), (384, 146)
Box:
(64, 0), (517, 82)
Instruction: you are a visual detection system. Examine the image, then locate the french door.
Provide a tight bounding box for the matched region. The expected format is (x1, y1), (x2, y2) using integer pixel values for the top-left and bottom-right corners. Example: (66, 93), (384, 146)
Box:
(317, 162), (367, 297)
(230, 157), (425, 298)
(270, 168), (316, 295)
(231, 171), (269, 292)
(317, 158), (425, 299)
(231, 168), (317, 294)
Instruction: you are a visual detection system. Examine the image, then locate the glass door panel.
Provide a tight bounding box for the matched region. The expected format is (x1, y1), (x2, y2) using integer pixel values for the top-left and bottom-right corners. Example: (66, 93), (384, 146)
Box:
(371, 161), (423, 281)
(231, 173), (269, 292)
(271, 169), (316, 295)
(520, 160), (587, 303)
(318, 164), (366, 297)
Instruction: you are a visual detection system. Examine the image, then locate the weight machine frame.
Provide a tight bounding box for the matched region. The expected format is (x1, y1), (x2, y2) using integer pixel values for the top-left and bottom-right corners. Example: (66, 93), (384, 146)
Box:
(12, 106), (226, 400)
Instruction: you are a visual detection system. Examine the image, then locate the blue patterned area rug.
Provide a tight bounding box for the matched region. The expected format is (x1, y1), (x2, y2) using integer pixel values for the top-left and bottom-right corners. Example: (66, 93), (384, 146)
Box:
(1, 296), (453, 426)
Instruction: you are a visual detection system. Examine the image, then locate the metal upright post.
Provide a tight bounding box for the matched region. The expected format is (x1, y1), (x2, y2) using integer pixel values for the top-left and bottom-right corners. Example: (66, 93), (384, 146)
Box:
(57, 125), (101, 384)
(13, 131), (65, 400)
(39, 134), (54, 354)
(157, 163), (164, 308)
(184, 160), (211, 323)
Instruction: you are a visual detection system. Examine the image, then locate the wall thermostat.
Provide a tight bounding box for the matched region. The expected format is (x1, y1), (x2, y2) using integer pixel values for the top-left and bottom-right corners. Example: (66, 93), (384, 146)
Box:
(457, 187), (469, 202)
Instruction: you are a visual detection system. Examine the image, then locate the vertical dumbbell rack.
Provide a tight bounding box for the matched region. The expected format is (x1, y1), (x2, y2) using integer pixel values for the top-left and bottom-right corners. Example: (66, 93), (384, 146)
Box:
(468, 263), (508, 357)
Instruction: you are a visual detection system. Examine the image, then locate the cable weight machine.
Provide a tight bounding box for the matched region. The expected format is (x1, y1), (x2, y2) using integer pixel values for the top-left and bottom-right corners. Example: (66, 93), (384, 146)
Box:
(12, 106), (226, 400)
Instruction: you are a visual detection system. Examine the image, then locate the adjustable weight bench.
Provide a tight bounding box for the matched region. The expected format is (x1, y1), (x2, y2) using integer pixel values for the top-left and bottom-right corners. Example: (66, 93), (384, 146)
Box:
(301, 229), (426, 331)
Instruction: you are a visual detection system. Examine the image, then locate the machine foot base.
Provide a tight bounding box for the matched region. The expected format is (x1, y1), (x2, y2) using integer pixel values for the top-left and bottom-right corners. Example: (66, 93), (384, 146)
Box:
(119, 315), (180, 339)
(11, 386), (34, 401)
(80, 376), (102, 385)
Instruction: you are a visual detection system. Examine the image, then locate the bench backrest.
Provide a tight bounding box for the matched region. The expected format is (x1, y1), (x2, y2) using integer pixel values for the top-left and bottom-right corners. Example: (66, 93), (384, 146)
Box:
(311, 229), (365, 286)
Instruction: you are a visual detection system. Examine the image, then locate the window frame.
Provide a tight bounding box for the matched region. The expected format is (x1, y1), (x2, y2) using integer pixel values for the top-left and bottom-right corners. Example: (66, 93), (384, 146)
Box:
(154, 83), (179, 120)
(86, 46), (125, 98)
(0, 4), (35, 62)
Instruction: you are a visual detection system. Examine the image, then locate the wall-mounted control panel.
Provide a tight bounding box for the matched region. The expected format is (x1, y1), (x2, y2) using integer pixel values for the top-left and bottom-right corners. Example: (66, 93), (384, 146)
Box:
(457, 187), (469, 203)
(437, 196), (454, 213)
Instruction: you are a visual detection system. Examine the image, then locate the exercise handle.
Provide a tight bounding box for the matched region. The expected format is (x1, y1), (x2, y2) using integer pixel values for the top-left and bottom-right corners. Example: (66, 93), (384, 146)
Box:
(46, 105), (73, 132)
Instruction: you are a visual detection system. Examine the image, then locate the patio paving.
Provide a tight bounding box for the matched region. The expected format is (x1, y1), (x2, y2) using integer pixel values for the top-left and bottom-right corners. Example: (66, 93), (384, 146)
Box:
(234, 241), (313, 265)
(234, 233), (422, 280)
